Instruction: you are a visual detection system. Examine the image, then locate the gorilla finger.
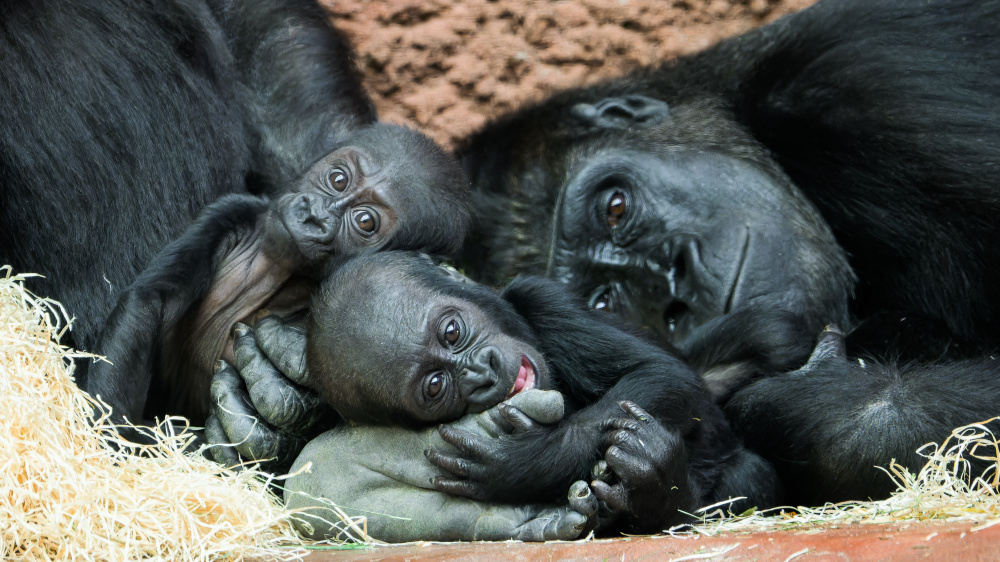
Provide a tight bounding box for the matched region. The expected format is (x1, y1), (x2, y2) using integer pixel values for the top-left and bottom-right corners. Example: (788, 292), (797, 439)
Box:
(431, 476), (482, 500)
(568, 480), (599, 519)
(591, 459), (613, 483)
(246, 373), (325, 429)
(424, 449), (472, 477)
(604, 428), (646, 453)
(599, 416), (640, 433)
(255, 315), (311, 385)
(232, 423), (297, 464)
(210, 360), (246, 400)
(204, 414), (243, 468)
(618, 400), (654, 422)
(438, 425), (488, 455)
(211, 379), (285, 460)
(499, 403), (536, 433)
(591, 479), (629, 513)
(604, 443), (653, 481)
(232, 324), (286, 389)
(543, 510), (588, 541)
(480, 407), (514, 436)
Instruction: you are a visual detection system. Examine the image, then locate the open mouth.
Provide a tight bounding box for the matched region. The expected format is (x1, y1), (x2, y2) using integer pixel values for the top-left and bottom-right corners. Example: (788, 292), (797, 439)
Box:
(507, 355), (537, 398)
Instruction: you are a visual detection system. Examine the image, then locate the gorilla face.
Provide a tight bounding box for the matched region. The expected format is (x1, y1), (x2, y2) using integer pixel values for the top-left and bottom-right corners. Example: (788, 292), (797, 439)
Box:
(267, 123), (470, 265)
(307, 253), (550, 427)
(547, 147), (854, 344)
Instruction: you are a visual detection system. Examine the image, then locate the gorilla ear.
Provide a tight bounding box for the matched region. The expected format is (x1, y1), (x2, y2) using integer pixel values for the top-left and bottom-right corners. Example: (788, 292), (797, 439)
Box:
(570, 95), (670, 130)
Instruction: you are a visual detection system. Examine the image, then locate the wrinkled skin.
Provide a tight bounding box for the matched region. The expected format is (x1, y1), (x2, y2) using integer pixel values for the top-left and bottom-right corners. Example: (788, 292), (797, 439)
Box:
(282, 390), (600, 543)
(304, 255), (549, 427)
(88, 123), (469, 426)
(549, 147), (851, 346)
(210, 252), (778, 535)
(452, 0), (1000, 505)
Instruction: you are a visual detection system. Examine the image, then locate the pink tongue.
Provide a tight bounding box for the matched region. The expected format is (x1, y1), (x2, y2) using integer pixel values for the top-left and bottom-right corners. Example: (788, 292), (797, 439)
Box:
(513, 363), (528, 394)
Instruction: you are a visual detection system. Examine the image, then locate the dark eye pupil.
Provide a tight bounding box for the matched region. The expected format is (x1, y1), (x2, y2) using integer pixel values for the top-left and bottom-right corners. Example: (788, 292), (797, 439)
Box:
(427, 374), (443, 397)
(354, 210), (375, 232)
(444, 320), (459, 344)
(329, 168), (348, 191)
(608, 192), (626, 227)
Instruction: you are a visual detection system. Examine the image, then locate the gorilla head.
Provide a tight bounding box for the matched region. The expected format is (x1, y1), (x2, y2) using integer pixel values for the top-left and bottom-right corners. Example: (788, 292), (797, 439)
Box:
(269, 123), (472, 265)
(459, 94), (854, 347)
(306, 252), (549, 427)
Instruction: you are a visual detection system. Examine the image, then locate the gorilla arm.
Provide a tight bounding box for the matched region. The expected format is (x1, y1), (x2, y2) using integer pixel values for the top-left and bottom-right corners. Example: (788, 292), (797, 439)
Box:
(727, 327), (1000, 504)
(427, 276), (715, 507)
(88, 195), (271, 424)
(283, 390), (598, 543)
(205, 319), (597, 542)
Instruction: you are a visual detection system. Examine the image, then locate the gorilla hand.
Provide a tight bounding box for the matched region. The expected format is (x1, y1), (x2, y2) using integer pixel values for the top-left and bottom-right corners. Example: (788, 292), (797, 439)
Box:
(205, 316), (336, 473)
(425, 392), (570, 502)
(590, 401), (697, 533)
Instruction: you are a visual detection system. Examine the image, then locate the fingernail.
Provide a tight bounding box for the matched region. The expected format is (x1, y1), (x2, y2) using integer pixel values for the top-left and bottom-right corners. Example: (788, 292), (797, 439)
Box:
(214, 360), (226, 374)
(233, 323), (249, 338)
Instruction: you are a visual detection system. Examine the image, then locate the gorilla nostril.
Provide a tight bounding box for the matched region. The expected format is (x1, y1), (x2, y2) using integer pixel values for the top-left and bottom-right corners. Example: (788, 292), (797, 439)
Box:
(672, 246), (688, 280)
(663, 300), (688, 336)
(488, 348), (502, 373)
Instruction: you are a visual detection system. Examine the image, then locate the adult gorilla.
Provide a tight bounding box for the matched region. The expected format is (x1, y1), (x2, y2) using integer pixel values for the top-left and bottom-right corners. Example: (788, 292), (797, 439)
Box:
(0, 0), (379, 389)
(455, 0), (1000, 503)
(211, 0), (1000, 507)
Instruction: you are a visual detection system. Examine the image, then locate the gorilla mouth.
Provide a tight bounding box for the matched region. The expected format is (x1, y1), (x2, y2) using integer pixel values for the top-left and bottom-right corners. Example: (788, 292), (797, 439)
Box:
(507, 355), (537, 398)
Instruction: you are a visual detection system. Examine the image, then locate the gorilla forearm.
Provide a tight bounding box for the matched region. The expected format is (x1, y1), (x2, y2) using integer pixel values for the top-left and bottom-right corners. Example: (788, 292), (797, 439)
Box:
(728, 347), (1000, 503)
(89, 195), (271, 423)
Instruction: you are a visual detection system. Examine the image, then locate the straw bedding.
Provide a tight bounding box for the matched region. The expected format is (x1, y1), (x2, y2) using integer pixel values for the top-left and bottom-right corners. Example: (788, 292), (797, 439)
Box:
(0, 267), (309, 561)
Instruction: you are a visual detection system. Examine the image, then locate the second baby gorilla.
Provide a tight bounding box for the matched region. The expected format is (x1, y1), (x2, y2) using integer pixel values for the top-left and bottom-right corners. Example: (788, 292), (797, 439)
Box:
(289, 251), (778, 532)
(88, 127), (469, 426)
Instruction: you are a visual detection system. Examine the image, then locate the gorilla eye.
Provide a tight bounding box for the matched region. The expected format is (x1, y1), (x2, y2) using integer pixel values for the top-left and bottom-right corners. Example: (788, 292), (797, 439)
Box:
(607, 192), (627, 227)
(328, 168), (349, 191)
(443, 319), (460, 345)
(352, 209), (378, 234)
(591, 289), (613, 312)
(424, 372), (446, 399)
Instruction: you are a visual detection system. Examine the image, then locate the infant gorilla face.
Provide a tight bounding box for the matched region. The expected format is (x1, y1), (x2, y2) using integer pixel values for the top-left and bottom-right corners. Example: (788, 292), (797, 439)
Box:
(307, 252), (550, 426)
(264, 123), (471, 266)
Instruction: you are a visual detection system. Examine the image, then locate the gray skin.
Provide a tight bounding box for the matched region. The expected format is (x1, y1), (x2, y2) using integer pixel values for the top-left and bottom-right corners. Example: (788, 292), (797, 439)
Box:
(284, 390), (598, 543)
(206, 333), (598, 543)
(548, 143), (852, 345)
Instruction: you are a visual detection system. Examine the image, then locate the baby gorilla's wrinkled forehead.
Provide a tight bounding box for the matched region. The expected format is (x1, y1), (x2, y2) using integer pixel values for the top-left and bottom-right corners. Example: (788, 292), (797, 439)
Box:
(305, 251), (543, 427)
(342, 124), (472, 255)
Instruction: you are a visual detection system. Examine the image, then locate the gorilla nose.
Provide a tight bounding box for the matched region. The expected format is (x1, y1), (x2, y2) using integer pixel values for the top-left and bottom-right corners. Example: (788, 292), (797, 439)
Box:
(288, 192), (338, 244)
(460, 345), (502, 405)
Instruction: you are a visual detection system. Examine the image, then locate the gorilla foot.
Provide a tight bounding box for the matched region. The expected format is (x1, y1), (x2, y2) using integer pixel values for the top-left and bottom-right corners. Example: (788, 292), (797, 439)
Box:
(514, 480), (597, 541)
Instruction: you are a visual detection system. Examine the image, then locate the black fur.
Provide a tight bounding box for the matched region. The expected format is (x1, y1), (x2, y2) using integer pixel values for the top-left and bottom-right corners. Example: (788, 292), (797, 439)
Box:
(0, 0), (372, 388)
(456, 0), (1000, 503)
(306, 252), (781, 531)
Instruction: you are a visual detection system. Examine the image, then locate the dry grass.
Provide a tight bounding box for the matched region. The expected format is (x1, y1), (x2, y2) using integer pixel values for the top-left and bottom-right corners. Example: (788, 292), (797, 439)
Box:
(0, 267), (316, 561)
(681, 420), (1000, 536)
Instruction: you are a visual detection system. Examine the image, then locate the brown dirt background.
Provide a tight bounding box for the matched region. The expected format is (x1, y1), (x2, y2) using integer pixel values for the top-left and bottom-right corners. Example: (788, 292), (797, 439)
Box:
(319, 0), (818, 150)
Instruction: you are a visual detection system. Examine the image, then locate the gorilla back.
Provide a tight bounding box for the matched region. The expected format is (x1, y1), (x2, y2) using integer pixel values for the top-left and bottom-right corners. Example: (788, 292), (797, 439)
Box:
(459, 0), (1000, 357)
(0, 0), (248, 360)
(456, 0), (1000, 503)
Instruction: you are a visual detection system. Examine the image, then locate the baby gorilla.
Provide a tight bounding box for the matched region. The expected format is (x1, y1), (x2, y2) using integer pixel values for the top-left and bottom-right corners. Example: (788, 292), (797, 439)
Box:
(87, 124), (470, 426)
(300, 251), (778, 532)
